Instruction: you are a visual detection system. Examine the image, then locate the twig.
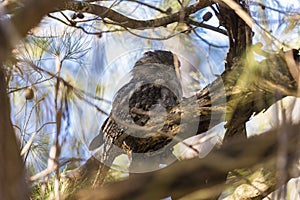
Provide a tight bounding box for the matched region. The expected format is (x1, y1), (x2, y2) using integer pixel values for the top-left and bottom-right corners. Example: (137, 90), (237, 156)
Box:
(22, 60), (111, 114)
(76, 124), (300, 199)
(219, 0), (254, 28)
(20, 97), (45, 148)
(192, 29), (228, 48)
(20, 121), (56, 156)
(126, 0), (169, 14)
(284, 50), (300, 85)
(123, 25), (197, 41)
(60, 1), (212, 29)
(188, 18), (228, 36)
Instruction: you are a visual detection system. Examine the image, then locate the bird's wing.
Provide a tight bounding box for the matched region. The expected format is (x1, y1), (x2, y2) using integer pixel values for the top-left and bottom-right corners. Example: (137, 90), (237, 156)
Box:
(88, 132), (103, 151)
(88, 81), (135, 151)
(88, 117), (109, 151)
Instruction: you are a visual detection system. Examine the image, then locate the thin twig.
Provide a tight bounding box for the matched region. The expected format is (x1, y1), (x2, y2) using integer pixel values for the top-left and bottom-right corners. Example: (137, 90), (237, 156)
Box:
(21, 121), (56, 156)
(192, 29), (228, 48)
(126, 0), (170, 14)
(20, 97), (45, 148)
(23, 60), (111, 113)
(187, 18), (228, 36)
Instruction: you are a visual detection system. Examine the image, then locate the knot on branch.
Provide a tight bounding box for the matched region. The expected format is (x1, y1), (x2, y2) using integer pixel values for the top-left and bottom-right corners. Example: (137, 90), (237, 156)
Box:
(66, 1), (91, 12)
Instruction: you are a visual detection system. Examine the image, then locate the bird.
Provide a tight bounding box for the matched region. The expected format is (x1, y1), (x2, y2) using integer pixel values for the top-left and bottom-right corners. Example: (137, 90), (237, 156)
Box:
(89, 50), (183, 172)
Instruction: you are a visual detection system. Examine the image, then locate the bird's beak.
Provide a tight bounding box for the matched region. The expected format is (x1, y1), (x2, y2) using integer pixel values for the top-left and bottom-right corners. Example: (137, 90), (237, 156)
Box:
(173, 54), (182, 83)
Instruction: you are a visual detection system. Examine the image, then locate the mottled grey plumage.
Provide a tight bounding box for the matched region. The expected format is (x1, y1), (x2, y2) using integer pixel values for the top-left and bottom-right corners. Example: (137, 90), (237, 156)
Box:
(89, 50), (182, 171)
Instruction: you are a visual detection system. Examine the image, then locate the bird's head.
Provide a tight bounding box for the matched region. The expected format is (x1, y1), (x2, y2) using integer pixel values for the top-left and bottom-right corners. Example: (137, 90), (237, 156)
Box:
(133, 50), (182, 84)
(134, 50), (180, 68)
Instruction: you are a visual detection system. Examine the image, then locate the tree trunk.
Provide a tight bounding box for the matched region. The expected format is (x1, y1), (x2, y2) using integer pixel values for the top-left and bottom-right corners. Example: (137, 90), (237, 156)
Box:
(0, 66), (29, 199)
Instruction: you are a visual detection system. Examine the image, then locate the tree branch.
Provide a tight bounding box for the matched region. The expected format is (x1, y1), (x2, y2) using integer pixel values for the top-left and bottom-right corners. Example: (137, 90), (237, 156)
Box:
(0, 1), (67, 199)
(60, 1), (212, 29)
(0, 0), (66, 60)
(64, 50), (298, 199)
(76, 123), (300, 200)
(187, 19), (228, 36)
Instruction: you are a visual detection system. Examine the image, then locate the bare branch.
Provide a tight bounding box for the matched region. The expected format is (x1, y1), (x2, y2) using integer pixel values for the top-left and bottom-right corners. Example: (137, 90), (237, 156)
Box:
(0, 0), (66, 61)
(66, 51), (298, 199)
(60, 1), (212, 29)
(76, 124), (300, 199)
(188, 18), (228, 36)
(126, 0), (170, 14)
(21, 121), (55, 157)
(0, 1), (68, 199)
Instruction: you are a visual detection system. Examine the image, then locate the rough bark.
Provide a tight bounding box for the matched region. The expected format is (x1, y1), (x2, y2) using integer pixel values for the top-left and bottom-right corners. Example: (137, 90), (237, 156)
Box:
(0, 0), (67, 199)
(213, 0), (253, 142)
(1, 0), (298, 199)
(75, 124), (300, 200)
(58, 3), (298, 197)
(60, 1), (212, 29)
(65, 50), (298, 195)
(0, 65), (29, 200)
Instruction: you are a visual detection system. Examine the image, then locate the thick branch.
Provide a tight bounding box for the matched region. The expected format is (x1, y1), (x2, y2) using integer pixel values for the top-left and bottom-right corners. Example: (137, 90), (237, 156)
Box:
(64, 51), (298, 196)
(0, 66), (28, 199)
(0, 0), (67, 199)
(0, 0), (66, 60)
(60, 1), (212, 29)
(11, 1), (64, 38)
(76, 124), (300, 200)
